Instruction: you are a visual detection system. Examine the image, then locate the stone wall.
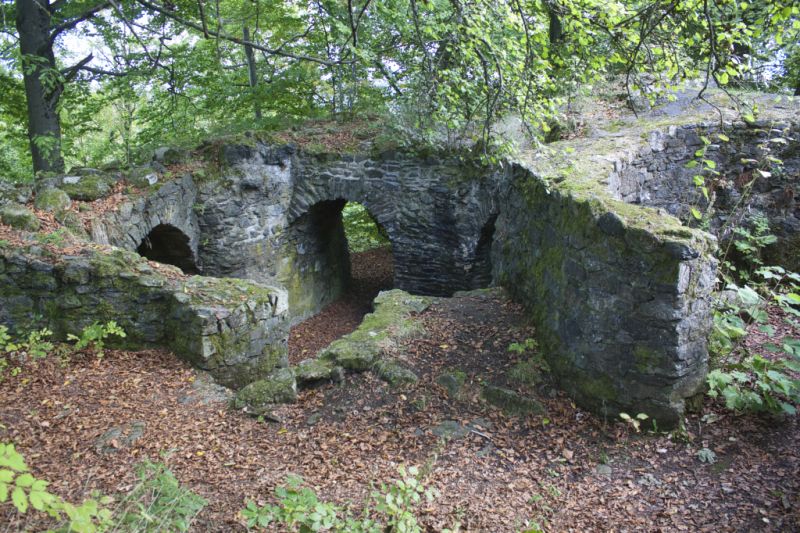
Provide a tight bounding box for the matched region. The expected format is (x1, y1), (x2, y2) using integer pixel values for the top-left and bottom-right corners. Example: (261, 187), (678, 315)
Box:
(494, 163), (717, 425)
(10, 112), (797, 425)
(609, 120), (800, 270)
(73, 135), (720, 425)
(185, 142), (502, 319)
(0, 246), (288, 388)
(90, 173), (202, 271)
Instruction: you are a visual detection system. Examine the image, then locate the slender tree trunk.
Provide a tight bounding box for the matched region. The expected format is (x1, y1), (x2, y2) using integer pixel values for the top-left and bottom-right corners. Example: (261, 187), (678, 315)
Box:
(547, 2), (563, 45)
(16, 0), (65, 173)
(243, 26), (262, 120)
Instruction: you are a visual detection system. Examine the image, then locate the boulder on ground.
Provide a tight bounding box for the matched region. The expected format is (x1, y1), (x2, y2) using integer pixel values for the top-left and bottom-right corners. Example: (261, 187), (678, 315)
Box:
(0, 204), (40, 231)
(34, 187), (71, 212)
(233, 368), (297, 409)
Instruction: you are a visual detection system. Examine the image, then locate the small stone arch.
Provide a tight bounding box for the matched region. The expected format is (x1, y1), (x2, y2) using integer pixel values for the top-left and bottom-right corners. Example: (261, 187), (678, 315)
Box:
(136, 223), (199, 274)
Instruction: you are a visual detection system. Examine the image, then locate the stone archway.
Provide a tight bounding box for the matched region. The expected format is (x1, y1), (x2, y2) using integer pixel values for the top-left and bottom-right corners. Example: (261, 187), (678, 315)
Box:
(137, 223), (199, 274)
(279, 198), (397, 319)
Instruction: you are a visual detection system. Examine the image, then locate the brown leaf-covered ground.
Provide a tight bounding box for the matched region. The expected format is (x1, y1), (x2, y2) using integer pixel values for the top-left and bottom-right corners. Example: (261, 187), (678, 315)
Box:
(1, 251), (799, 532)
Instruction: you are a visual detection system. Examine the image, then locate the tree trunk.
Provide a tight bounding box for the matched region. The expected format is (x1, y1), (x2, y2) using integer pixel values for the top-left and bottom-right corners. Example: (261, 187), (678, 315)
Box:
(547, 3), (563, 45)
(16, 0), (65, 174)
(243, 26), (262, 120)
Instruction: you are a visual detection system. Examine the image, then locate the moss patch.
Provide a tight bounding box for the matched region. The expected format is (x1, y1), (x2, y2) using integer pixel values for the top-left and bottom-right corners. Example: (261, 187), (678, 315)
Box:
(372, 358), (418, 386)
(0, 204), (40, 231)
(61, 174), (115, 201)
(481, 385), (545, 417)
(436, 369), (467, 399)
(233, 368), (297, 408)
(34, 188), (71, 212)
(317, 289), (429, 379)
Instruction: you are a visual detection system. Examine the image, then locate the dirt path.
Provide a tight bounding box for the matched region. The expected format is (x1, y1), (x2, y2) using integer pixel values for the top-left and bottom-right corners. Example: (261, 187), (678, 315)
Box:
(1, 291), (799, 532)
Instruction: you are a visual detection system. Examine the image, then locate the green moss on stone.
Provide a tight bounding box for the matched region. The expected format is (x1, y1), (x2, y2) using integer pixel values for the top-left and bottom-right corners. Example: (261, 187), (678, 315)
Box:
(294, 358), (337, 384)
(508, 355), (549, 387)
(317, 289), (428, 378)
(34, 188), (71, 212)
(0, 204), (40, 231)
(320, 338), (378, 370)
(61, 175), (115, 201)
(436, 369), (467, 398)
(373, 358), (418, 386)
(574, 372), (618, 403)
(233, 368), (297, 408)
(481, 384), (545, 417)
(90, 249), (142, 278)
(634, 345), (661, 374)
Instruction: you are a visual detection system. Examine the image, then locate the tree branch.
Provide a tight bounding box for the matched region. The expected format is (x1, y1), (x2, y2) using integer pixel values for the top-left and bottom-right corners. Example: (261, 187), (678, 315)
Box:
(135, 0), (343, 66)
(50, 1), (110, 42)
(197, 0), (209, 38)
(61, 53), (94, 82)
(375, 60), (402, 96)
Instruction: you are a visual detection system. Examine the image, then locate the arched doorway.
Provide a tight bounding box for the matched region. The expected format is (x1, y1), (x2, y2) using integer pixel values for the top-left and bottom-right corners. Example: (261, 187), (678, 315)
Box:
(285, 200), (395, 363)
(136, 224), (198, 274)
(342, 201), (394, 312)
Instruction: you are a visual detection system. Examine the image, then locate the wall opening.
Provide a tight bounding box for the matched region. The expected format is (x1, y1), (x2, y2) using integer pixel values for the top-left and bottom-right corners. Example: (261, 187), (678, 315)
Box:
(136, 224), (198, 274)
(342, 202), (395, 309)
(470, 214), (497, 288)
(286, 200), (395, 363)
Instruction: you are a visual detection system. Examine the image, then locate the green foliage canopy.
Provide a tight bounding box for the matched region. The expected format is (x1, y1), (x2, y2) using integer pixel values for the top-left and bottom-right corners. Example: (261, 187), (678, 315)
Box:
(0, 0), (797, 178)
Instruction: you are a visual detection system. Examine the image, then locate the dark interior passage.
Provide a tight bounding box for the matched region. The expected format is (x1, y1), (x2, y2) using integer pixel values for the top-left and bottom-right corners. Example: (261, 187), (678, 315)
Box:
(471, 214), (497, 288)
(136, 224), (198, 274)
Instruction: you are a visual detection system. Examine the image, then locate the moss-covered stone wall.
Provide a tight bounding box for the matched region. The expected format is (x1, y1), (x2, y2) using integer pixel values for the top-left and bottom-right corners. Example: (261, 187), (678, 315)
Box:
(609, 120), (800, 271)
(8, 107), (791, 421)
(494, 158), (718, 427)
(0, 246), (288, 388)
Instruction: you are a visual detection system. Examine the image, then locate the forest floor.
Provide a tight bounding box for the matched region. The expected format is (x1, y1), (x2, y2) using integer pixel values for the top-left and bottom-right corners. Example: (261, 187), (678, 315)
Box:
(2, 250), (800, 532)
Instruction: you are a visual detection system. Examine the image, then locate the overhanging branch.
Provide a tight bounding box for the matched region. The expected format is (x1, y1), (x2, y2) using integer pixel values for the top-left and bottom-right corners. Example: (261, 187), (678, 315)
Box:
(50, 1), (110, 42)
(135, 0), (345, 66)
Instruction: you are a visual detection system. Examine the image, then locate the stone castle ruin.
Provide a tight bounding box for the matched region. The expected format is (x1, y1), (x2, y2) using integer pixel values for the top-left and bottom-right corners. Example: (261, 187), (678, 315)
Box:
(1, 104), (798, 426)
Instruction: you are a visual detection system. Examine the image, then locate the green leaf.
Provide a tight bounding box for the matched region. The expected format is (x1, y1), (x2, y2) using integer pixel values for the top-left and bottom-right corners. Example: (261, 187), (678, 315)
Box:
(12, 486), (28, 513)
(28, 490), (45, 511)
(15, 473), (34, 488)
(758, 324), (775, 336)
(691, 208), (702, 220)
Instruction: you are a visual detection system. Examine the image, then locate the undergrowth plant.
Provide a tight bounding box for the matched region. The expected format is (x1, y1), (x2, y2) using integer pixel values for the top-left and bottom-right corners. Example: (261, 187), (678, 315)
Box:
(112, 461), (207, 532)
(241, 465), (451, 533)
(1, 443), (205, 533)
(0, 442), (112, 532)
(689, 123), (800, 418)
(67, 321), (126, 357)
(0, 325), (54, 380)
(707, 234), (800, 416)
